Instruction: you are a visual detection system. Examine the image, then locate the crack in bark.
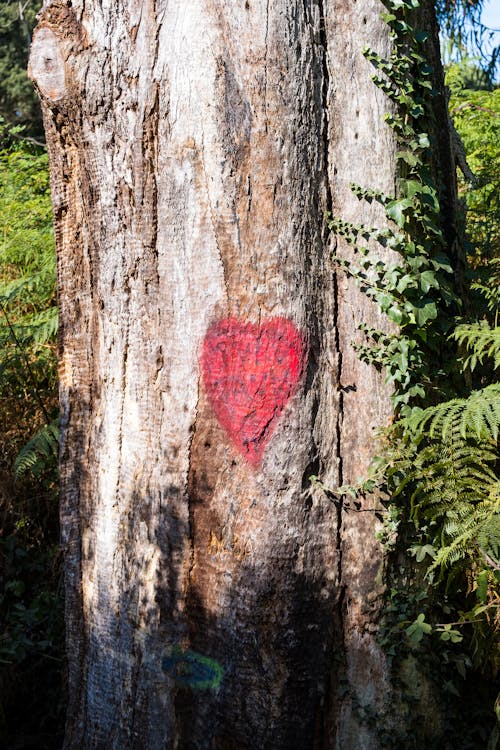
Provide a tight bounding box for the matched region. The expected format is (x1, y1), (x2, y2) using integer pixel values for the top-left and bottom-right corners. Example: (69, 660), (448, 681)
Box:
(263, 0), (269, 130)
(146, 85), (161, 290)
(317, 2), (348, 738)
(200, 124), (230, 304)
(116, 272), (131, 511)
(316, 0), (341, 535)
(185, 373), (201, 596)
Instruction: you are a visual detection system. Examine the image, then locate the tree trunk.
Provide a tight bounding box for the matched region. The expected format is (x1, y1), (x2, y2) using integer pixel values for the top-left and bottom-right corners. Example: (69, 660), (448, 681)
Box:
(29, 1), (453, 747)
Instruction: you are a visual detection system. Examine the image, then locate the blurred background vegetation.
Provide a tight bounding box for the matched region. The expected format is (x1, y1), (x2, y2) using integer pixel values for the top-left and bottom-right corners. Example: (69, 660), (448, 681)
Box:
(0, 128), (61, 747)
(0, 0), (497, 748)
(0, 0), (44, 141)
(1, 4), (61, 744)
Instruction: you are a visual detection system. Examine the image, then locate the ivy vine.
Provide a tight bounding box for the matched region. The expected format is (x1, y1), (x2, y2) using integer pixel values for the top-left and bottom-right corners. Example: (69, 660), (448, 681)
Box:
(328, 0), (499, 743)
(329, 0), (459, 413)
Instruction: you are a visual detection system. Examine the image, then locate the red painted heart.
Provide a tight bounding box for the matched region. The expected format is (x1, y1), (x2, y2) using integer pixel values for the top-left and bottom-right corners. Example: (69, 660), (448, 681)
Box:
(202, 317), (306, 466)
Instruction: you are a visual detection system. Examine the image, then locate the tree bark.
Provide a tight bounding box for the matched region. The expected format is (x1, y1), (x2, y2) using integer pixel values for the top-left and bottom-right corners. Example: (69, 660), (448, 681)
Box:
(29, 1), (453, 747)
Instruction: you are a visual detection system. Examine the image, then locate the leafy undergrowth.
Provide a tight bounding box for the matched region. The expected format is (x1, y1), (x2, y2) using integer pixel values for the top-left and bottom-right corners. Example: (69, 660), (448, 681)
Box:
(0, 129), (63, 749)
(329, 2), (499, 745)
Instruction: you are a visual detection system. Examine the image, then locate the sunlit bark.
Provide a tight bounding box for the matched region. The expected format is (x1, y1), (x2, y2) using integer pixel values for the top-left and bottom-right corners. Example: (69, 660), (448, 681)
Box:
(29, 1), (453, 747)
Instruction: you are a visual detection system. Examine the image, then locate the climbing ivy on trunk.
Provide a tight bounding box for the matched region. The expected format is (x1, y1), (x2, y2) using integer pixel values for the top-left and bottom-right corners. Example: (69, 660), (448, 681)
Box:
(329, 0), (499, 742)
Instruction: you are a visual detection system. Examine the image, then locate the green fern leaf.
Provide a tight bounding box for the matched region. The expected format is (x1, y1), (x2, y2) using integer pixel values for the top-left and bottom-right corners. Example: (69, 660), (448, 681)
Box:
(14, 418), (60, 479)
(20, 306), (58, 346)
(405, 383), (500, 442)
(453, 322), (500, 372)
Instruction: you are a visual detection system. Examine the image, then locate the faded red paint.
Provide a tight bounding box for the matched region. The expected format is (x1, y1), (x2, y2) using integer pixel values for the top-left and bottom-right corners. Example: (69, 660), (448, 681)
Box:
(202, 317), (306, 466)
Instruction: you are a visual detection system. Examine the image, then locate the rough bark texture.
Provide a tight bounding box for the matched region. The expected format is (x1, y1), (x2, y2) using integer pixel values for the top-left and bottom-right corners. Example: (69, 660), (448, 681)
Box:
(29, 1), (452, 748)
(325, 5), (397, 746)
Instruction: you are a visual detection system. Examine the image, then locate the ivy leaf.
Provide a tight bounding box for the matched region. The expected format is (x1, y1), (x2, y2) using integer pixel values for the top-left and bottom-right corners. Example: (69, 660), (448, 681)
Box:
(431, 252), (453, 273)
(414, 300), (437, 326)
(439, 626), (463, 644)
(406, 613), (432, 644)
(374, 291), (395, 312)
(476, 570), (489, 603)
(410, 103), (425, 118)
(396, 274), (415, 294)
(439, 284), (459, 306)
(388, 305), (404, 324)
(397, 150), (420, 167)
(386, 198), (413, 227)
(405, 384), (426, 400)
(419, 270), (439, 293)
(410, 543), (436, 562)
(400, 178), (424, 198)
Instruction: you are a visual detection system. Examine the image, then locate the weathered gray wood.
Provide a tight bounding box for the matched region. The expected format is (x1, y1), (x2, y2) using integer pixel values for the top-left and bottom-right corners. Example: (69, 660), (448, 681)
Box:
(29, 1), (452, 747)
(325, 2), (397, 746)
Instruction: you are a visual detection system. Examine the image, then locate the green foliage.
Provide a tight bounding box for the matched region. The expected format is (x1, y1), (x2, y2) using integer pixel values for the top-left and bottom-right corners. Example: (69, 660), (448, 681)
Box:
(14, 418), (59, 480)
(388, 323), (499, 664)
(352, 285), (500, 729)
(471, 257), (500, 314)
(446, 57), (494, 92)
(0, 534), (63, 664)
(448, 69), (500, 266)
(329, 0), (459, 412)
(0, 0), (43, 140)
(0, 132), (57, 416)
(0, 134), (55, 292)
(453, 320), (500, 372)
(406, 611), (432, 643)
(353, 345), (499, 603)
(389, 413), (498, 578)
(330, 0), (499, 737)
(0, 133), (62, 747)
(406, 382), (500, 441)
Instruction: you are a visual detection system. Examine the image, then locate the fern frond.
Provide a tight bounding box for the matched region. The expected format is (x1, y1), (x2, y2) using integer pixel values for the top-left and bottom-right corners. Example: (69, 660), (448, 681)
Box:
(471, 258), (500, 314)
(398, 417), (499, 575)
(430, 495), (499, 572)
(0, 268), (56, 307)
(14, 418), (59, 479)
(477, 495), (500, 564)
(405, 383), (500, 442)
(19, 306), (58, 346)
(452, 321), (500, 372)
